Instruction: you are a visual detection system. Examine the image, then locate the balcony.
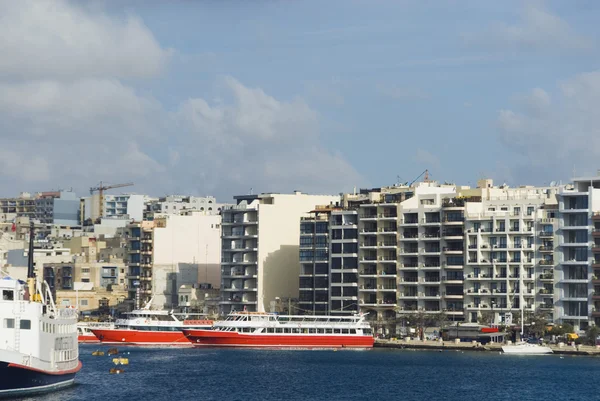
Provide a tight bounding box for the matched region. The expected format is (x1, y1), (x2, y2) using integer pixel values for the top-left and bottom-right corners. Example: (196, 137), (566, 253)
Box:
(399, 219), (419, 226)
(538, 231), (554, 238)
(539, 259), (554, 266)
(539, 245), (553, 252)
(539, 273), (554, 281)
(378, 213), (398, 220)
(593, 213), (600, 222)
(378, 255), (397, 263)
(360, 269), (377, 277)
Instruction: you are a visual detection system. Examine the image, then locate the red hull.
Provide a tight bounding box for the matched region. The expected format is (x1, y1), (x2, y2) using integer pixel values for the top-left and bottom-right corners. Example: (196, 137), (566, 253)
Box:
(78, 334), (100, 343)
(91, 329), (192, 346)
(182, 329), (374, 348)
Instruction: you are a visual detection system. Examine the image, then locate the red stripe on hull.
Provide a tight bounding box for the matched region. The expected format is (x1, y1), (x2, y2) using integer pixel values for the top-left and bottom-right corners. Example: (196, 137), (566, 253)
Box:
(91, 329), (192, 346)
(7, 361), (83, 376)
(182, 330), (374, 348)
(78, 335), (100, 343)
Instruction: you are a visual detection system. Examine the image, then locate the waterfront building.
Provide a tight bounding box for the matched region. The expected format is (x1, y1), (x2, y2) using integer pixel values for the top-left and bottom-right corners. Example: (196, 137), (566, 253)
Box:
(220, 191), (340, 315)
(462, 182), (560, 325)
(127, 211), (221, 309)
(350, 179), (564, 336)
(298, 206), (359, 316)
(329, 208), (360, 315)
(557, 176), (600, 330)
(299, 208), (333, 315)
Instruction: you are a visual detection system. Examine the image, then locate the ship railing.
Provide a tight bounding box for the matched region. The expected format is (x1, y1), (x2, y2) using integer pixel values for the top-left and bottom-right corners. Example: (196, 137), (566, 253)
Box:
(57, 308), (78, 319)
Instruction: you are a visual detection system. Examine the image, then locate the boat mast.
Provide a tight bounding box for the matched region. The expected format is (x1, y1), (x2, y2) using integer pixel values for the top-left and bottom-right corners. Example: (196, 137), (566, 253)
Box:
(27, 221), (41, 302)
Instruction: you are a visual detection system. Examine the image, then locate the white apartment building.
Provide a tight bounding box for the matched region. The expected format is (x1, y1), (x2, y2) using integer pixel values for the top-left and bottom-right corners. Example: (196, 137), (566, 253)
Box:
(354, 179), (564, 336)
(220, 191), (340, 315)
(462, 183), (560, 325)
(359, 183), (457, 334)
(127, 211), (221, 309)
(557, 176), (600, 330)
(144, 195), (229, 220)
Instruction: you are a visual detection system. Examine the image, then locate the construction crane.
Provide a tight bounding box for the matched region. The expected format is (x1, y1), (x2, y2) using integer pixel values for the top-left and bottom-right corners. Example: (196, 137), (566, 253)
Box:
(408, 169), (430, 187)
(89, 181), (134, 218)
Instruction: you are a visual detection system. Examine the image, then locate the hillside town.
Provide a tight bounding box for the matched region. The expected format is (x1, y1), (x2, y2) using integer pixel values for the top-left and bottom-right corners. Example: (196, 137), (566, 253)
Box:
(1, 173), (600, 339)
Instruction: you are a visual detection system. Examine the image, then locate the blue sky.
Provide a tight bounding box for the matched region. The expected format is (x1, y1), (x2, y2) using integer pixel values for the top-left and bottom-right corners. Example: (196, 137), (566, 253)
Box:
(1, 0), (599, 199)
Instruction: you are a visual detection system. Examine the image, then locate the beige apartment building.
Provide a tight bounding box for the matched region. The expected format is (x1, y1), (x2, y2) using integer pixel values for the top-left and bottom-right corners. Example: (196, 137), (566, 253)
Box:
(220, 191), (340, 315)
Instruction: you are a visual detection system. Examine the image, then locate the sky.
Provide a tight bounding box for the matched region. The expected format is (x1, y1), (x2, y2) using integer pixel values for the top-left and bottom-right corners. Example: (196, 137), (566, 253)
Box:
(1, 0), (600, 201)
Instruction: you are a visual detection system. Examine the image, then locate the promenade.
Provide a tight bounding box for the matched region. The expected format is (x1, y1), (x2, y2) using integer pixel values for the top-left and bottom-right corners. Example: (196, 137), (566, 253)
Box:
(375, 338), (600, 356)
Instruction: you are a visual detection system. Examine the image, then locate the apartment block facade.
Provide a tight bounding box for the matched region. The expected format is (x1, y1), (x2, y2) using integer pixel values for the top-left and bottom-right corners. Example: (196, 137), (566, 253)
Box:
(127, 212), (221, 309)
(557, 176), (600, 330)
(318, 179), (565, 335)
(220, 192), (339, 315)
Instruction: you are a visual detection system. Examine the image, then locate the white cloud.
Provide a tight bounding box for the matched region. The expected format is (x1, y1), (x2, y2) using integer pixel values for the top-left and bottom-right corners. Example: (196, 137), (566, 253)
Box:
(0, 0), (171, 79)
(0, 1), (362, 199)
(465, 1), (593, 52)
(497, 71), (600, 178)
(170, 77), (363, 196)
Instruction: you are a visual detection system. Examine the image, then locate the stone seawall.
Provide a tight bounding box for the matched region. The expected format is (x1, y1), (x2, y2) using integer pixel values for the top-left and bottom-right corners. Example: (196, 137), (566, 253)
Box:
(375, 339), (600, 356)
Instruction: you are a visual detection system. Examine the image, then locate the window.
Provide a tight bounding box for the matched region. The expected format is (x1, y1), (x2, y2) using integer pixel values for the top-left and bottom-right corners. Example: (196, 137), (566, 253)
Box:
(2, 290), (14, 301)
(527, 206), (534, 216)
(4, 318), (14, 328)
(82, 278), (90, 283)
(20, 320), (31, 330)
(80, 299), (88, 306)
(81, 268), (90, 274)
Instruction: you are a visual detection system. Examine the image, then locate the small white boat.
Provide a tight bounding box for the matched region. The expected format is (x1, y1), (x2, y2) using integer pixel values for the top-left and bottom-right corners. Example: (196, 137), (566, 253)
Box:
(502, 342), (553, 355)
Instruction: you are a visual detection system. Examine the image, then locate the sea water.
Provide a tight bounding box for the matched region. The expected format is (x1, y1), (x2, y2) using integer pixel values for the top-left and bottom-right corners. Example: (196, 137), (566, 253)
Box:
(26, 345), (600, 401)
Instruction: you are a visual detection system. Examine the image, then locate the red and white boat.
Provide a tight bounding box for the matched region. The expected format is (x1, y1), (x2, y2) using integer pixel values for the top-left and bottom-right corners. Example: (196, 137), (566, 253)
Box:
(77, 322), (114, 343)
(91, 309), (213, 346)
(182, 312), (374, 348)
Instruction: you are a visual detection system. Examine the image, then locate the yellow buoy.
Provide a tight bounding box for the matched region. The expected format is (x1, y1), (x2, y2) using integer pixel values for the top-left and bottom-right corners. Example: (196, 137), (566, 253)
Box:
(107, 348), (119, 356)
(109, 368), (124, 374)
(92, 350), (105, 356)
(112, 357), (129, 365)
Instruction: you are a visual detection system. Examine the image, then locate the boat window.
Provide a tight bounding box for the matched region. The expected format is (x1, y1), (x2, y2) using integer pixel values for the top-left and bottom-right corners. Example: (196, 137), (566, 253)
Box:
(292, 328), (299, 334)
(4, 318), (14, 329)
(284, 328), (290, 334)
(326, 329), (332, 334)
(3, 290), (14, 301)
(276, 328), (283, 333)
(317, 329), (324, 334)
(309, 328), (316, 334)
(342, 329), (349, 334)
(364, 328), (372, 335)
(350, 329), (356, 334)
(333, 329), (340, 334)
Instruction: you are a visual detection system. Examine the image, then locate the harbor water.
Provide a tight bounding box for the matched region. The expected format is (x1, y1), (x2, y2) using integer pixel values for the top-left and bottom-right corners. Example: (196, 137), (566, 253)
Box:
(25, 345), (600, 401)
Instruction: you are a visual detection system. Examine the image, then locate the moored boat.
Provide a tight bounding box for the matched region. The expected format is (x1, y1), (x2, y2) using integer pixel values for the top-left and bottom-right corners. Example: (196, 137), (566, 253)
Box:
(77, 321), (114, 343)
(0, 222), (81, 397)
(502, 341), (553, 355)
(91, 308), (213, 346)
(182, 312), (374, 348)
